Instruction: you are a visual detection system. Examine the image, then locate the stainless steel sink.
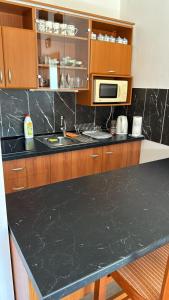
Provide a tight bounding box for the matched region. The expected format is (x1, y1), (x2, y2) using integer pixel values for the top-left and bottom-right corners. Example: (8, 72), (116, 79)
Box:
(36, 135), (81, 148)
(35, 134), (99, 148)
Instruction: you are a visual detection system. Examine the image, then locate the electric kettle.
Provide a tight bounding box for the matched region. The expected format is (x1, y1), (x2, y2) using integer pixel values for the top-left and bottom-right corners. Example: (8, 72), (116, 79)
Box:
(116, 115), (128, 134)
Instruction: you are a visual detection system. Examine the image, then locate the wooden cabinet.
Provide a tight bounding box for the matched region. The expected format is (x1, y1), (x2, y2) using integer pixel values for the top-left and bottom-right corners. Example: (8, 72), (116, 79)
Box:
(102, 144), (127, 172)
(26, 156), (51, 188)
(90, 40), (132, 76)
(2, 27), (37, 88)
(3, 141), (141, 194)
(3, 159), (28, 193)
(72, 147), (102, 179)
(125, 141), (141, 167)
(50, 152), (72, 183)
(0, 28), (5, 88)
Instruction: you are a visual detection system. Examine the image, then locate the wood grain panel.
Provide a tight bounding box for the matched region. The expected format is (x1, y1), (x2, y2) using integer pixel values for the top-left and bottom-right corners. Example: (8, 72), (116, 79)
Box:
(72, 147), (102, 179)
(0, 27), (5, 87)
(125, 141), (141, 167)
(50, 152), (72, 183)
(102, 144), (127, 173)
(26, 156), (51, 188)
(90, 40), (131, 76)
(2, 27), (37, 88)
(10, 238), (30, 300)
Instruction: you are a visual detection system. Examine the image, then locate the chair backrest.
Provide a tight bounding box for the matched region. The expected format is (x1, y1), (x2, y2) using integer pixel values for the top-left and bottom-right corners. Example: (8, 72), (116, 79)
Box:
(160, 254), (169, 300)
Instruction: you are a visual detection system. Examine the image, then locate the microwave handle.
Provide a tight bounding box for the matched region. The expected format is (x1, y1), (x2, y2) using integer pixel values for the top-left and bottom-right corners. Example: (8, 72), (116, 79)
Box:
(118, 85), (121, 98)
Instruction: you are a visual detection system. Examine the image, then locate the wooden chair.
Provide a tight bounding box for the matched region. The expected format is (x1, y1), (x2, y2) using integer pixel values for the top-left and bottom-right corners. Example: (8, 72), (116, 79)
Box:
(110, 243), (169, 300)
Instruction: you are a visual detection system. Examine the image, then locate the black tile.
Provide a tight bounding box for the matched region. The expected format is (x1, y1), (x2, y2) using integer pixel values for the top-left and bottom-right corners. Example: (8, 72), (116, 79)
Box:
(54, 92), (76, 132)
(76, 104), (95, 125)
(29, 91), (55, 135)
(161, 90), (169, 145)
(0, 89), (29, 137)
(96, 106), (113, 129)
(143, 89), (167, 142)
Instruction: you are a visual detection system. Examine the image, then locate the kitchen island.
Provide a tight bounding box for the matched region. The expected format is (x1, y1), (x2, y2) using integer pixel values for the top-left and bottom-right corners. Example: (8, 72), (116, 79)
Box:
(6, 158), (169, 300)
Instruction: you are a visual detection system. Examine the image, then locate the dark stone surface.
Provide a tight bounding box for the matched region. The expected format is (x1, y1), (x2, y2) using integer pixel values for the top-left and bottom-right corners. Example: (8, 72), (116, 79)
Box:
(29, 91), (55, 135)
(0, 89), (29, 137)
(6, 158), (169, 299)
(142, 89), (167, 142)
(54, 93), (76, 131)
(161, 90), (169, 145)
(1, 135), (144, 161)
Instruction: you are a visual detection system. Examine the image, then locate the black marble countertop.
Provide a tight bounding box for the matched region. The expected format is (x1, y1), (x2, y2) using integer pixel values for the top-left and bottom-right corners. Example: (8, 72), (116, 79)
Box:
(1, 134), (144, 161)
(6, 158), (169, 299)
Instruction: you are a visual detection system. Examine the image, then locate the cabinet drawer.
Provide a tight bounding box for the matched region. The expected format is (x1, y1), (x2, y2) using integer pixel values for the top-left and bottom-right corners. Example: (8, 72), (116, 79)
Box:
(3, 159), (27, 179)
(5, 176), (28, 194)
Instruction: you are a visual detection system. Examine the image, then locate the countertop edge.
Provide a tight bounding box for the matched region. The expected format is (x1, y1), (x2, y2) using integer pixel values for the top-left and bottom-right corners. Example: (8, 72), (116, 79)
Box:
(10, 227), (169, 299)
(2, 136), (144, 161)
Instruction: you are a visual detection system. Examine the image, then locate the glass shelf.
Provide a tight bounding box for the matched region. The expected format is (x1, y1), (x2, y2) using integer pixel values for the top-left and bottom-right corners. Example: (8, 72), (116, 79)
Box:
(38, 64), (87, 70)
(36, 9), (89, 90)
(37, 31), (88, 41)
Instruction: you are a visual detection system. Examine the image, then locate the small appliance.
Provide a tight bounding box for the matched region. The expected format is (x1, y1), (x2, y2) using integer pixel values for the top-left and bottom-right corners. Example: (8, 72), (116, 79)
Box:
(93, 78), (128, 104)
(116, 115), (128, 134)
(132, 116), (142, 137)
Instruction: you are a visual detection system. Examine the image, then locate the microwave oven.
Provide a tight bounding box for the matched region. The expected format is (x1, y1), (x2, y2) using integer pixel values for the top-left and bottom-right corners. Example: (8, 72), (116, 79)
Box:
(93, 79), (128, 103)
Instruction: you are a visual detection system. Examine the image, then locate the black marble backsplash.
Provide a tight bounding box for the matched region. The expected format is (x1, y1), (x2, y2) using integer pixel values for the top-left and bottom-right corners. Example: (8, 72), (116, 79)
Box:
(0, 90), (112, 138)
(1, 88), (169, 146)
(116, 88), (169, 146)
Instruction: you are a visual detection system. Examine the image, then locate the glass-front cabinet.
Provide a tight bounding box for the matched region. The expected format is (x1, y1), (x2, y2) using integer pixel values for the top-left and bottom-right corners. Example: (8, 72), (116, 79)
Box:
(36, 9), (89, 90)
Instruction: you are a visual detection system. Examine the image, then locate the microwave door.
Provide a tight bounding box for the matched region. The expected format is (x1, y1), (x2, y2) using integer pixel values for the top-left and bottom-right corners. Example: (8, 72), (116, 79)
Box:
(99, 84), (118, 102)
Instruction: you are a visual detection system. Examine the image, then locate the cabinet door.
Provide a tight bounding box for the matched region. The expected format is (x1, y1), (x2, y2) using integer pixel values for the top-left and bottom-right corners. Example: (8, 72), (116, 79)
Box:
(102, 144), (127, 172)
(50, 152), (72, 183)
(90, 40), (131, 75)
(126, 141), (141, 167)
(72, 147), (102, 179)
(0, 28), (5, 88)
(26, 156), (50, 188)
(2, 27), (37, 88)
(3, 159), (28, 193)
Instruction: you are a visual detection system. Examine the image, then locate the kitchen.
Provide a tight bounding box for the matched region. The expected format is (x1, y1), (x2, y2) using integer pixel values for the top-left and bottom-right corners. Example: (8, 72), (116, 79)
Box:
(1, 0), (169, 300)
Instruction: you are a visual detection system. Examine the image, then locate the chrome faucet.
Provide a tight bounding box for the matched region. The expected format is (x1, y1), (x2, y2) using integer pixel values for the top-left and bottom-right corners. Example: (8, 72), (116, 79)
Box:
(60, 116), (67, 137)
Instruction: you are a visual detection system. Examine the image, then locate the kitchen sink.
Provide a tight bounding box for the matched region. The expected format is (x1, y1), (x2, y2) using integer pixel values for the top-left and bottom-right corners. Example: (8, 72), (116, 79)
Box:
(35, 134), (98, 148)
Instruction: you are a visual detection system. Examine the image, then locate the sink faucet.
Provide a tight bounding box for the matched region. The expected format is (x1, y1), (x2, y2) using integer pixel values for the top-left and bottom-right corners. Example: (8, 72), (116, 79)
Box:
(60, 116), (67, 137)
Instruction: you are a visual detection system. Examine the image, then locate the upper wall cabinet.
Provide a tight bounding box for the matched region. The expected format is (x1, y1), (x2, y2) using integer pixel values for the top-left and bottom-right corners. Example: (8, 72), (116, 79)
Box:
(36, 9), (89, 90)
(0, 2), (37, 89)
(90, 20), (133, 76)
(2, 27), (37, 88)
(90, 40), (131, 75)
(0, 28), (5, 87)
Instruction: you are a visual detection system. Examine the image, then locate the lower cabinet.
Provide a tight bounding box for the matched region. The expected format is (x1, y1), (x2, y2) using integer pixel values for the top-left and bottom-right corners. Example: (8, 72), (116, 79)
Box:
(3, 141), (141, 194)
(26, 156), (51, 188)
(50, 152), (72, 183)
(71, 147), (102, 178)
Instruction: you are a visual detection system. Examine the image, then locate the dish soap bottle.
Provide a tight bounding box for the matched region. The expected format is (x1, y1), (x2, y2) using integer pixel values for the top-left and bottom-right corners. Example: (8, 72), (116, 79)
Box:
(24, 114), (34, 139)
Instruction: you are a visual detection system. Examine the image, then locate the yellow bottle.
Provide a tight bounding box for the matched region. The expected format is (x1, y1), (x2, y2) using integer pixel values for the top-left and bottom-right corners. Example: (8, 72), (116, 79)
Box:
(24, 114), (34, 139)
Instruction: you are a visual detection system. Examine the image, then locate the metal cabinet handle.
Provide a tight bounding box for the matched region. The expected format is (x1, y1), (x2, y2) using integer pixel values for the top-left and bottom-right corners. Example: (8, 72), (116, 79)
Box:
(12, 186), (25, 191)
(108, 70), (115, 73)
(11, 167), (25, 172)
(105, 151), (113, 155)
(0, 70), (3, 82)
(8, 69), (12, 83)
(90, 154), (99, 158)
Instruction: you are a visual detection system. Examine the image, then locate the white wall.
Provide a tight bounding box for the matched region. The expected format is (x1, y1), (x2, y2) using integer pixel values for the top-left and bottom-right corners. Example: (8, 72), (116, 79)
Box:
(140, 140), (169, 164)
(32, 0), (120, 18)
(120, 0), (169, 89)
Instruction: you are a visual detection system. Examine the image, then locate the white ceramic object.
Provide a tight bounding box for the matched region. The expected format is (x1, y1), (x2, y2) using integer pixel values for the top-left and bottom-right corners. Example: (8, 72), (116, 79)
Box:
(132, 116), (142, 137)
(116, 115), (128, 134)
